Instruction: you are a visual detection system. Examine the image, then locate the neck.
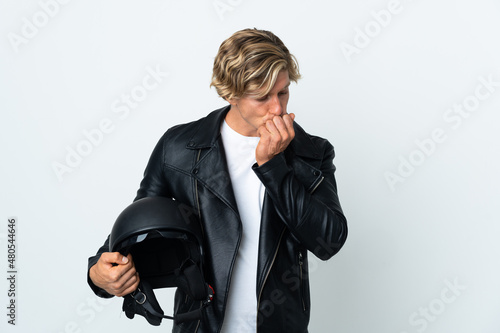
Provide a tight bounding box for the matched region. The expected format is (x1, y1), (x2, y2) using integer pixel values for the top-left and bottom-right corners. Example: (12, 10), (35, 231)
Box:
(224, 106), (258, 137)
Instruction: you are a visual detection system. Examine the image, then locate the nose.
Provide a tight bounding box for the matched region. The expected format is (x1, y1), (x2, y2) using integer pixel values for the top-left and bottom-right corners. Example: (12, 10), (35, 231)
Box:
(269, 95), (283, 116)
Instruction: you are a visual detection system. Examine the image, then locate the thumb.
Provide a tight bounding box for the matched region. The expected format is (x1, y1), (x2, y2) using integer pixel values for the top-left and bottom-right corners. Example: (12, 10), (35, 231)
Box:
(120, 254), (129, 264)
(102, 252), (129, 265)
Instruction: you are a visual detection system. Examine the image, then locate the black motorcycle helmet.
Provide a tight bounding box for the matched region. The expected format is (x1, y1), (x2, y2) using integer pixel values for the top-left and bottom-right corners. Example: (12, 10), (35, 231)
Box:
(109, 196), (213, 325)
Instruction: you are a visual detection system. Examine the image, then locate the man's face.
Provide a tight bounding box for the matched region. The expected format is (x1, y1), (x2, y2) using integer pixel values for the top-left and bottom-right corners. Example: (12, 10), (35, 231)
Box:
(226, 70), (291, 137)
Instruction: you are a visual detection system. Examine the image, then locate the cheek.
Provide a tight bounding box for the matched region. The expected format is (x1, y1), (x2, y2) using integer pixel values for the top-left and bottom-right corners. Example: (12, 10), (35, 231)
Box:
(280, 96), (289, 110)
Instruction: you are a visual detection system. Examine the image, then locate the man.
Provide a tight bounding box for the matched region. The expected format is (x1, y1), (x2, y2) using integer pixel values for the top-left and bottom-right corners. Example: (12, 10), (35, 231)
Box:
(88, 28), (347, 332)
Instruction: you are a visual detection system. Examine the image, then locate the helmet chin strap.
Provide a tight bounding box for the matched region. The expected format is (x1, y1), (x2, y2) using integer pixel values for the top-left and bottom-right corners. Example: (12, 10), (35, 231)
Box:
(122, 259), (214, 326)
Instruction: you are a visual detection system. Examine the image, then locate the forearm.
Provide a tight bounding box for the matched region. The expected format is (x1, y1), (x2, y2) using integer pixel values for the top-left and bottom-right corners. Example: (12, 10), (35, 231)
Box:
(87, 236), (114, 298)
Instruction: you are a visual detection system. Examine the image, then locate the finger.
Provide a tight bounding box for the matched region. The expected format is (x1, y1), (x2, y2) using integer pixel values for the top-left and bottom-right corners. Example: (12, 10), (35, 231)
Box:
(257, 123), (269, 138)
(124, 253), (134, 265)
(265, 120), (281, 151)
(273, 116), (290, 140)
(115, 272), (140, 297)
(100, 252), (129, 266)
(283, 113), (295, 128)
(272, 115), (286, 131)
(265, 119), (279, 135)
(98, 253), (134, 281)
(282, 114), (295, 142)
(117, 259), (137, 280)
(281, 114), (294, 134)
(107, 263), (138, 295)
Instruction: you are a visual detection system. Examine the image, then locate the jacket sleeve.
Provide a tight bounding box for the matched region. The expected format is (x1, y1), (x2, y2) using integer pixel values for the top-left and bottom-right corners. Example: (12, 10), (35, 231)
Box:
(87, 236), (114, 298)
(134, 131), (173, 201)
(87, 133), (170, 297)
(252, 140), (347, 260)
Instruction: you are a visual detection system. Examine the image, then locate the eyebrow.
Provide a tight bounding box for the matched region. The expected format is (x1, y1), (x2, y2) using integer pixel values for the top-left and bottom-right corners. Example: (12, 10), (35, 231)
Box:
(279, 82), (291, 91)
(246, 81), (291, 98)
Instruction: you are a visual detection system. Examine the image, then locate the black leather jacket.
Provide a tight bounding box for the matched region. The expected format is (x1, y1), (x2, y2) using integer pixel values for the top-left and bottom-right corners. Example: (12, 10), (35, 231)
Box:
(88, 105), (347, 333)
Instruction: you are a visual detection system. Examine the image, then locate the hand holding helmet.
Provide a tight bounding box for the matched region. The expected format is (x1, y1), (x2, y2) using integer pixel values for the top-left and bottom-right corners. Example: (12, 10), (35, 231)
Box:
(89, 252), (140, 297)
(91, 196), (214, 326)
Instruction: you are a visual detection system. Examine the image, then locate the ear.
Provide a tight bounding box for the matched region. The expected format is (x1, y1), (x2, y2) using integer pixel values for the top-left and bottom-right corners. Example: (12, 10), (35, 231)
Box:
(225, 97), (238, 106)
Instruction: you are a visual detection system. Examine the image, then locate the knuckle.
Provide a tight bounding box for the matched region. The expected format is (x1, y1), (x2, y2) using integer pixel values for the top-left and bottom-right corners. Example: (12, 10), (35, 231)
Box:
(109, 271), (121, 282)
(124, 286), (136, 296)
(110, 281), (123, 291)
(128, 273), (139, 284)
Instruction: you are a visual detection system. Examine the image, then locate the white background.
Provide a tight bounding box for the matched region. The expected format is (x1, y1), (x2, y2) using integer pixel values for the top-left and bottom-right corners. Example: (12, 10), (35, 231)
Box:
(1, 0), (499, 332)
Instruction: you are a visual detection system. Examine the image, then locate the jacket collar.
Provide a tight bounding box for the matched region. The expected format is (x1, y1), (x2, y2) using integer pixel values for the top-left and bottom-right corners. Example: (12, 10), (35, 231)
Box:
(186, 105), (322, 160)
(186, 105), (230, 150)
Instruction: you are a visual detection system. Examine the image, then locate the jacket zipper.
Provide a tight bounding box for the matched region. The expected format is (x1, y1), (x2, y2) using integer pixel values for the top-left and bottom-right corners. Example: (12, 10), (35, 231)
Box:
(193, 149), (202, 333)
(193, 301), (202, 332)
(310, 175), (324, 194)
(195, 149), (204, 237)
(195, 149), (243, 333)
(256, 227), (286, 332)
(298, 251), (306, 312)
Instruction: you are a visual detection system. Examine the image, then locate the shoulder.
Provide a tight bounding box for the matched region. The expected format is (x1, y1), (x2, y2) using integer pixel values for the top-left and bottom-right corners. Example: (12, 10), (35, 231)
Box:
(159, 105), (230, 150)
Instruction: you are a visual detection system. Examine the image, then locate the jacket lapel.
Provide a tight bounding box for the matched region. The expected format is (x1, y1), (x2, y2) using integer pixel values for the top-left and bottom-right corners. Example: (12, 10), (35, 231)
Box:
(186, 106), (239, 216)
(256, 194), (286, 295)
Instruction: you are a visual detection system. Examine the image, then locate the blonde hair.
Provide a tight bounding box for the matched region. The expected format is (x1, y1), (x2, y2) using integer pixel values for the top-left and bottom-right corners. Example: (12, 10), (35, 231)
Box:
(210, 28), (301, 100)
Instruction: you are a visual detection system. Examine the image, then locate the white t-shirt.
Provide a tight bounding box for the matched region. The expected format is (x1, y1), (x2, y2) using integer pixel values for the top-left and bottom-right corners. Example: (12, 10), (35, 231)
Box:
(219, 120), (265, 333)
